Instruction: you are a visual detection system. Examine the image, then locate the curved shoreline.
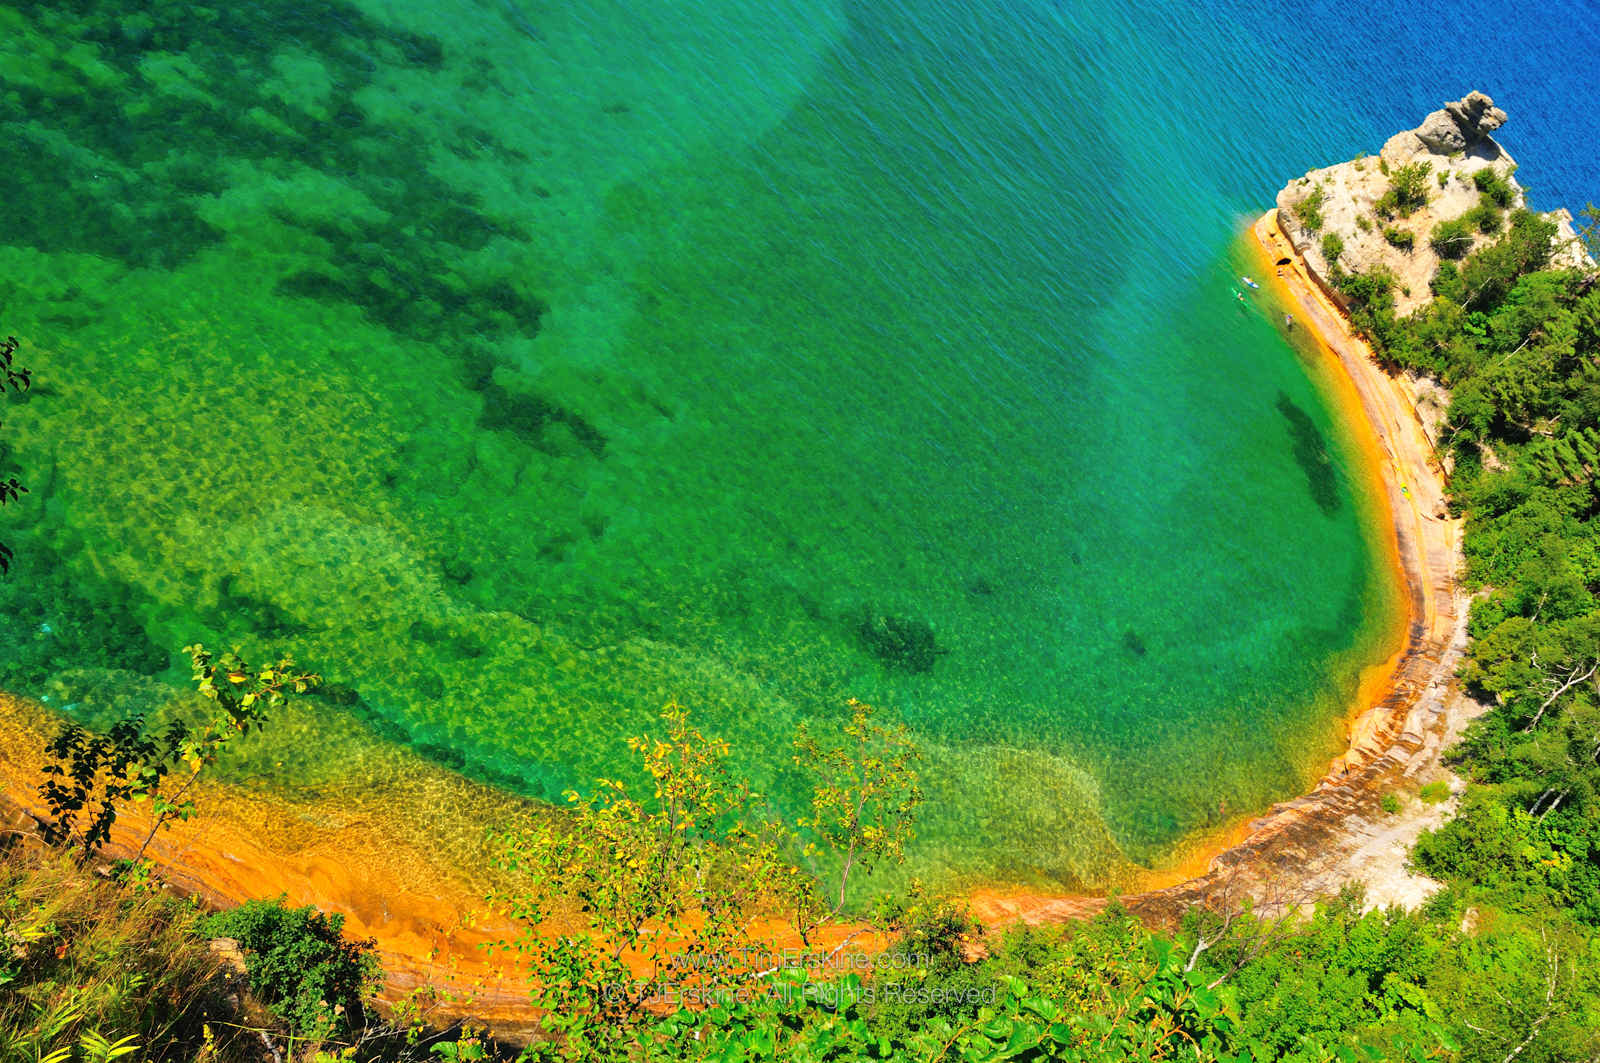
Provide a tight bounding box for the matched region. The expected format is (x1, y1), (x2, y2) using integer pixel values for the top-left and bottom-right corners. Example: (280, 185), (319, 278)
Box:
(0, 212), (1478, 1026)
(973, 212), (1476, 926)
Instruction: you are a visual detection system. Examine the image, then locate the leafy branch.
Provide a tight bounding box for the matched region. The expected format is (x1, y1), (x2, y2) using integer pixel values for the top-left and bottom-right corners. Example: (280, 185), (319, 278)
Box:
(791, 698), (923, 945)
(0, 334), (32, 576)
(37, 644), (319, 860)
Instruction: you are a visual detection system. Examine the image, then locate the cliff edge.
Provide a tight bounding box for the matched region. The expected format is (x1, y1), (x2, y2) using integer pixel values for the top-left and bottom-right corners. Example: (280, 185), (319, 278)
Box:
(1276, 91), (1591, 317)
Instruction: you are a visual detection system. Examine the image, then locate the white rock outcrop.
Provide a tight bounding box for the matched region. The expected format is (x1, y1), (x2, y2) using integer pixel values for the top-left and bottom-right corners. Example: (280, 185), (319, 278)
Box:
(1276, 92), (1591, 317)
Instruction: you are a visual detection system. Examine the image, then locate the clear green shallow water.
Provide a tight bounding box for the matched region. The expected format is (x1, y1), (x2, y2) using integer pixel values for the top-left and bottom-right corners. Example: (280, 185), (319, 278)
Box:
(0, 0), (1411, 888)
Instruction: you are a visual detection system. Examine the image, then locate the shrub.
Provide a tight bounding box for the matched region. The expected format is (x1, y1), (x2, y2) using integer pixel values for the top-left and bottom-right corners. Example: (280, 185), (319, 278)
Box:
(1293, 185), (1327, 233)
(1465, 195), (1504, 234)
(1430, 218), (1475, 259)
(1321, 232), (1345, 265)
(1450, 209), (1558, 309)
(1381, 793), (1402, 815)
(1356, 215), (1372, 232)
(0, 849), (245, 1061)
(1473, 166), (1515, 207)
(1335, 266), (1394, 307)
(1437, 170), (1449, 188)
(201, 898), (379, 1041)
(1419, 780), (1451, 805)
(868, 901), (990, 1032)
(1431, 261), (1464, 301)
(1335, 266), (1399, 350)
(1410, 797), (1556, 899)
(1384, 226), (1415, 251)
(1376, 161), (1433, 218)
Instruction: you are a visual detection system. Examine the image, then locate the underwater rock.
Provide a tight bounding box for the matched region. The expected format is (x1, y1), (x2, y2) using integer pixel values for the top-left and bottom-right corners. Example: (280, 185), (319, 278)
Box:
(856, 611), (946, 673)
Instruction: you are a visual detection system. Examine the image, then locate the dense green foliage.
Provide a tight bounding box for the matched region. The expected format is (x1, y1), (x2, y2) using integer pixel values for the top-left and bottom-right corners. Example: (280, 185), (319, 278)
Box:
(1472, 167), (1516, 209)
(1360, 200), (1600, 953)
(0, 849), (247, 1062)
(1463, 195), (1504, 236)
(1332, 264), (1400, 348)
(0, 850), (465, 1062)
(494, 887), (1600, 1062)
(488, 701), (923, 1058)
(201, 899), (380, 1042)
(1428, 218), (1474, 260)
(1382, 226), (1414, 252)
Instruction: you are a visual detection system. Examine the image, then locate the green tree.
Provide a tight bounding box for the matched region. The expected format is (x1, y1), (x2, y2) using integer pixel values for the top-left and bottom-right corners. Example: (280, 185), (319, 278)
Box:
(1383, 226), (1415, 252)
(791, 698), (922, 943)
(1335, 266), (1399, 353)
(488, 699), (922, 1061)
(1473, 166), (1517, 207)
(1431, 218), (1475, 260)
(1294, 184), (1327, 233)
(488, 702), (803, 1059)
(1579, 202), (1600, 261)
(1464, 195), (1504, 234)
(1376, 161), (1433, 218)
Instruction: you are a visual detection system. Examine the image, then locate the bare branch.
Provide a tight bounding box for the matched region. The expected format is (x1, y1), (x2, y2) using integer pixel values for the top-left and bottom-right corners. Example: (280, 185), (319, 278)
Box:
(1501, 936), (1560, 1063)
(1523, 659), (1599, 732)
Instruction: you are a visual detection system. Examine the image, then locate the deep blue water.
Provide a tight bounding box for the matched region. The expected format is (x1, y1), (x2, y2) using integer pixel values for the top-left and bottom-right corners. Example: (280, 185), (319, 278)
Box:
(1136, 0), (1597, 228)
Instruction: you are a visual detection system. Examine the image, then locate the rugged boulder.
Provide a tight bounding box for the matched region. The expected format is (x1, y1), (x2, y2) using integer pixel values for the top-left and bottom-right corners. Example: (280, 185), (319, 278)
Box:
(1381, 92), (1510, 168)
(1423, 91), (1507, 153)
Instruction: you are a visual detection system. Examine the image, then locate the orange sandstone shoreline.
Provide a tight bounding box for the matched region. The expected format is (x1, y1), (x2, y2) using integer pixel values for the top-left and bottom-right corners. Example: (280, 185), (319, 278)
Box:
(0, 211), (1475, 1026)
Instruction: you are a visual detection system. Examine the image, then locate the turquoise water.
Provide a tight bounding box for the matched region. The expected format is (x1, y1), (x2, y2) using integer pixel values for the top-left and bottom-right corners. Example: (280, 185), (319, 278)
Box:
(0, 0), (1587, 889)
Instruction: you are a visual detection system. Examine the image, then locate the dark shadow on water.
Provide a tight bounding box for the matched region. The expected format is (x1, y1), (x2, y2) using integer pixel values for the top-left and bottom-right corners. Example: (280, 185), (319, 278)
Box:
(477, 382), (607, 459)
(1275, 390), (1342, 516)
(855, 609), (947, 674)
(0, 537), (169, 691)
(0, 0), (546, 360)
